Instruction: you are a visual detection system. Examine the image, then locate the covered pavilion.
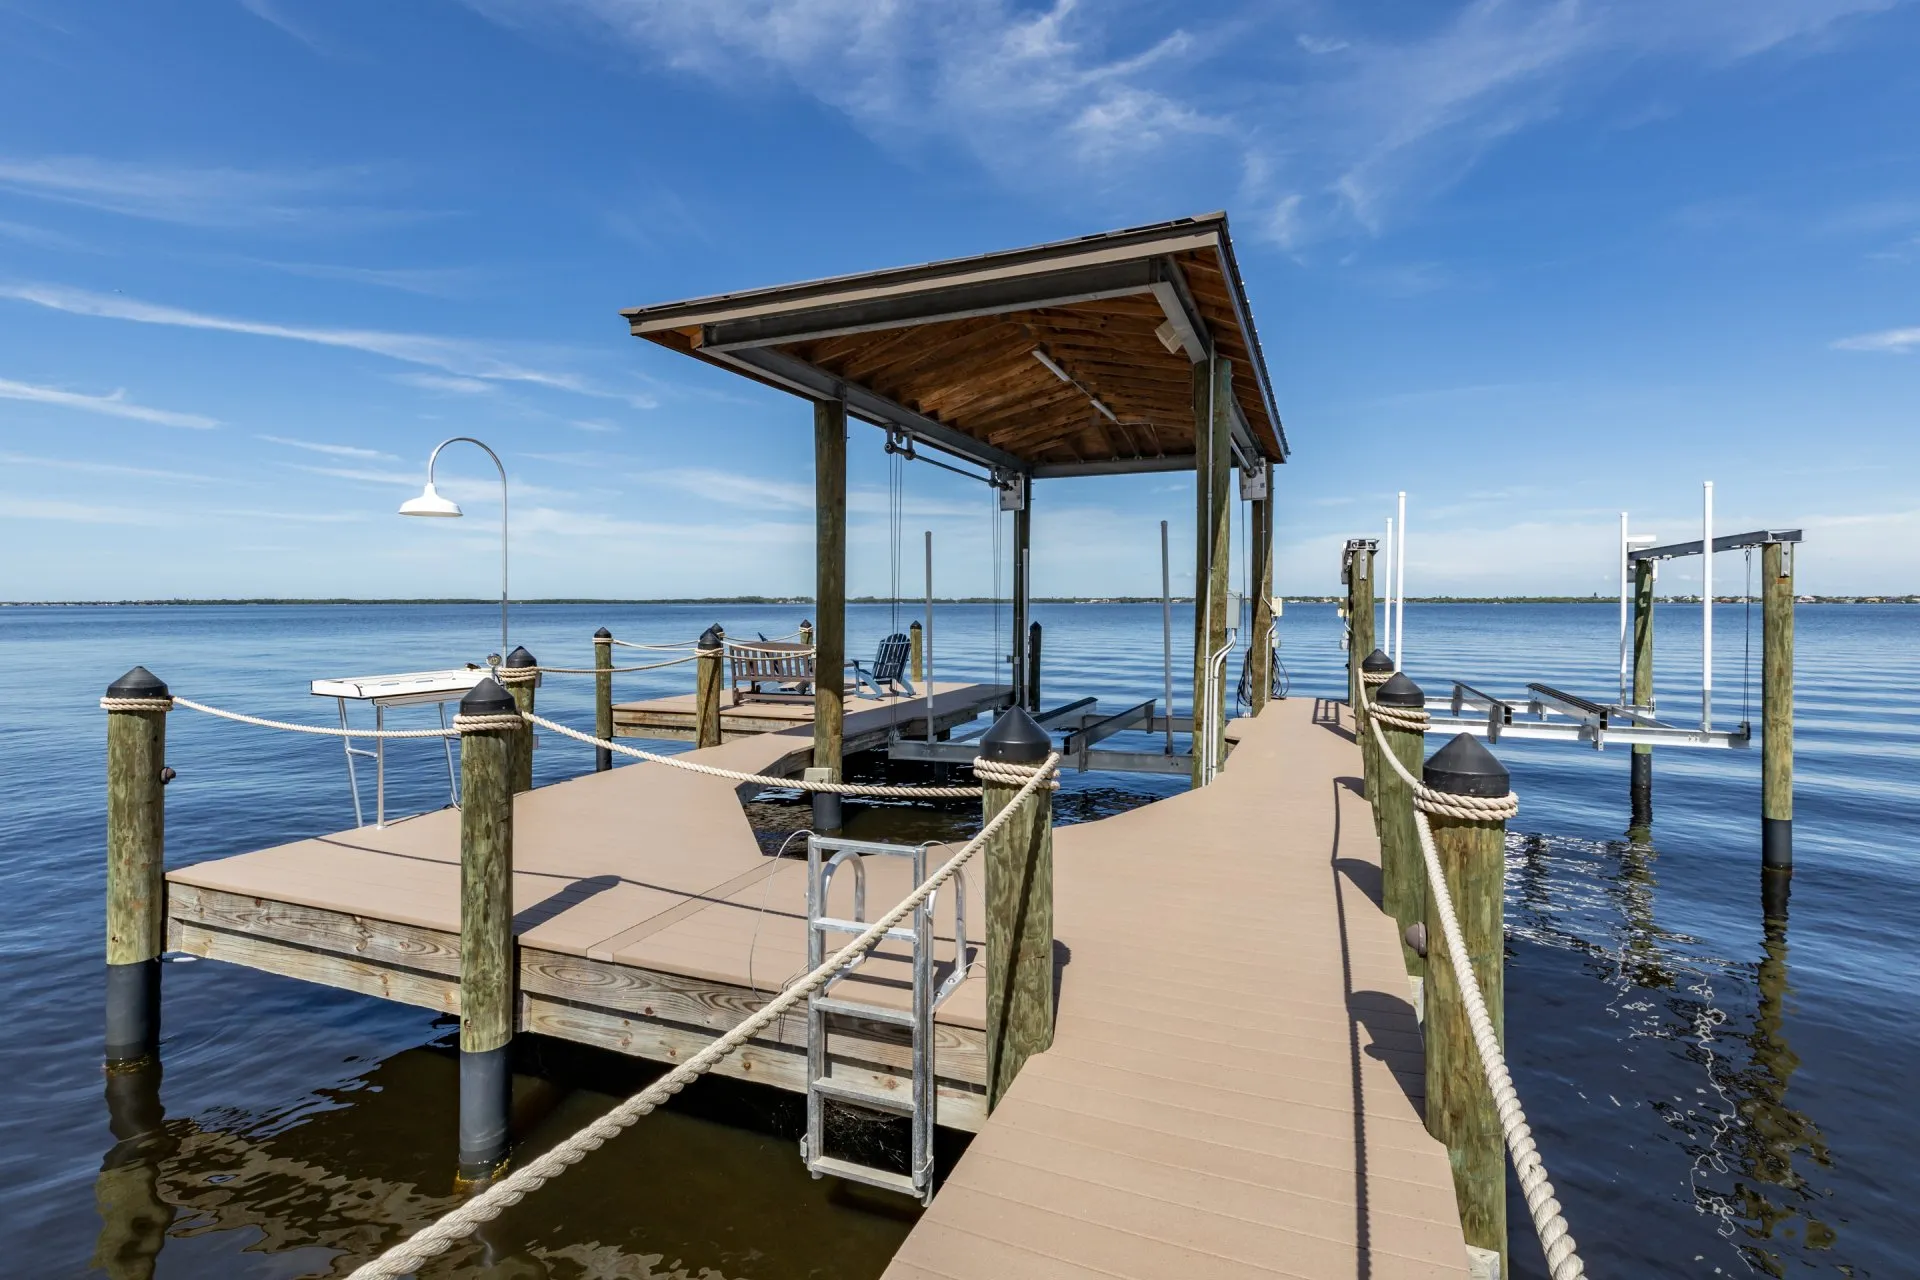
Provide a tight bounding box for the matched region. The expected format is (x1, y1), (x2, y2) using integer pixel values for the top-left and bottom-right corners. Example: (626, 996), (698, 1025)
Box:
(620, 212), (1289, 786)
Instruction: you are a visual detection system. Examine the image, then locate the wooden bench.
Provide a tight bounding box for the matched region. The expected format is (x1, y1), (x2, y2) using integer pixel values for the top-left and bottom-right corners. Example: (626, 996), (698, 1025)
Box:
(728, 640), (815, 704)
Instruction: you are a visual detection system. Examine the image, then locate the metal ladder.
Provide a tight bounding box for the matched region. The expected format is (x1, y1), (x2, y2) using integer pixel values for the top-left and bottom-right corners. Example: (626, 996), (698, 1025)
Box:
(801, 835), (972, 1203)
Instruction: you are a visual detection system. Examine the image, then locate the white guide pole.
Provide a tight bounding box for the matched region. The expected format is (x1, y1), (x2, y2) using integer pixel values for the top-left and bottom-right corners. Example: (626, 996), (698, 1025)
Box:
(1383, 515), (1394, 663)
(1395, 490), (1407, 668)
(924, 530), (935, 743)
(1702, 481), (1713, 731)
(1160, 520), (1174, 754)
(1619, 512), (1630, 705)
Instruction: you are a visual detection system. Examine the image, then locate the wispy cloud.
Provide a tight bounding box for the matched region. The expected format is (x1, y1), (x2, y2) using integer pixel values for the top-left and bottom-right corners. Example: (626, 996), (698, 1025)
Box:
(0, 496), (174, 526)
(257, 433), (398, 460)
(0, 154), (403, 231)
(1, 282), (654, 405)
(393, 372), (497, 394)
(1832, 326), (1920, 353)
(0, 375), (218, 428)
(0, 450), (216, 483)
(467, 0), (1898, 245)
(253, 260), (479, 296)
(642, 465), (980, 517)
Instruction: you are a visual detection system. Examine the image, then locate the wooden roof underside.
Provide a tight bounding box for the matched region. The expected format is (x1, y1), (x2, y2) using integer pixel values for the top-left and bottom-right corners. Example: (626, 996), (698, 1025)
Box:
(621, 216), (1287, 478)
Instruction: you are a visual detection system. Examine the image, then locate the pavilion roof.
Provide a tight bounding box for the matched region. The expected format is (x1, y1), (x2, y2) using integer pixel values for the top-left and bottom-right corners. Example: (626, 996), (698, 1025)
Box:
(620, 213), (1286, 478)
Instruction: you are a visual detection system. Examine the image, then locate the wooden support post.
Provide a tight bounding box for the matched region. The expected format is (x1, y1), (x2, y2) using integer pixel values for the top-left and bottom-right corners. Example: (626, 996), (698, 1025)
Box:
(909, 620), (923, 685)
(1347, 545), (1377, 732)
(1191, 356), (1233, 785)
(501, 646), (537, 794)
(1026, 621), (1042, 711)
(104, 666), (170, 1066)
(695, 623), (725, 750)
(1762, 541), (1794, 872)
(979, 706), (1054, 1110)
(1374, 672), (1428, 976)
(592, 628), (613, 772)
(1630, 557), (1655, 838)
(456, 677), (517, 1178)
(799, 619), (813, 648)
(813, 399), (847, 831)
(1249, 466), (1274, 715)
(1012, 477), (1031, 707)
(1422, 734), (1510, 1273)
(1360, 648), (1394, 832)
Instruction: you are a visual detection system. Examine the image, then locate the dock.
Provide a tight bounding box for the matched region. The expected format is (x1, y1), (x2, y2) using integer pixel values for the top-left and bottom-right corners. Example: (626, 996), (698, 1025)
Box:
(164, 683), (1014, 1132)
(884, 694), (1466, 1279)
(612, 683), (1004, 747)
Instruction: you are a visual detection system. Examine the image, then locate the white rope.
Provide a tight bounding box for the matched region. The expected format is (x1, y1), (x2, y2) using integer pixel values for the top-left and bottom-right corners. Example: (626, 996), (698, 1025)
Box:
(105, 695), (460, 739)
(523, 653), (704, 675)
(525, 711), (984, 798)
(345, 753), (1061, 1280)
(607, 637), (701, 651)
(1358, 685), (1582, 1280)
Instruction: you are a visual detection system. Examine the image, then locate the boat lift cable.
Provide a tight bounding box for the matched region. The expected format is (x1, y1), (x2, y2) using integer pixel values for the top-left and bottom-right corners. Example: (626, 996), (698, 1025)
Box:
(1744, 548), (1754, 727)
(344, 753), (1063, 1280)
(1356, 684), (1586, 1280)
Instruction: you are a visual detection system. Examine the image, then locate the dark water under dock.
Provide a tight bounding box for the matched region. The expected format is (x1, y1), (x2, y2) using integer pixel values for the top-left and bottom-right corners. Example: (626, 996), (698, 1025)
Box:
(4, 601), (1916, 1276)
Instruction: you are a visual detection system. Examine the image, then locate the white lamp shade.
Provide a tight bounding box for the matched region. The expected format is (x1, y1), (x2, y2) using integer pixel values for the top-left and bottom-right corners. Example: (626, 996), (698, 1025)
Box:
(399, 482), (462, 517)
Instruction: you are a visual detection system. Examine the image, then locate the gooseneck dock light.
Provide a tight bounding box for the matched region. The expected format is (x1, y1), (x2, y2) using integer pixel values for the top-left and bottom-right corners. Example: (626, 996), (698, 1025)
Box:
(400, 436), (510, 656)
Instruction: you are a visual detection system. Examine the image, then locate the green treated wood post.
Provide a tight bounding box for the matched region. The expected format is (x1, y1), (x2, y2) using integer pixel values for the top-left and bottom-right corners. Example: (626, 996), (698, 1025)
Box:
(593, 628), (613, 773)
(1347, 543), (1377, 733)
(799, 619), (813, 648)
(1026, 621), (1042, 712)
(501, 646), (537, 794)
(695, 623), (725, 750)
(104, 666), (170, 1066)
(1630, 557), (1655, 839)
(909, 620), (923, 685)
(456, 677), (517, 1179)
(1191, 356), (1233, 786)
(1422, 733), (1510, 1273)
(1360, 648), (1394, 833)
(980, 706), (1054, 1110)
(1249, 468), (1274, 715)
(813, 399), (847, 831)
(1373, 671), (1429, 977)
(1762, 541), (1795, 872)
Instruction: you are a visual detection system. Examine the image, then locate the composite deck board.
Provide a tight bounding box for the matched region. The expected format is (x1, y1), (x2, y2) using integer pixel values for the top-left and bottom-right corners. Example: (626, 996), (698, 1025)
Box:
(884, 696), (1467, 1279)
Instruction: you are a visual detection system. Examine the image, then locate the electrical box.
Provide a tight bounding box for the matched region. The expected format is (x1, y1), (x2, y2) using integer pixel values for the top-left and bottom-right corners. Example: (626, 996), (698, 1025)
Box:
(1239, 463), (1269, 502)
(998, 475), (1027, 512)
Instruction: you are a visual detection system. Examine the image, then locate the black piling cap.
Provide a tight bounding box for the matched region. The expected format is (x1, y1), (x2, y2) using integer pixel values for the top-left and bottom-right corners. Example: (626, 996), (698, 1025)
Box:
(1377, 671), (1424, 707)
(980, 705), (1051, 764)
(1361, 648), (1394, 674)
(107, 666), (169, 698)
(1423, 733), (1510, 798)
(594, 627), (612, 639)
(505, 645), (537, 669)
(698, 623), (725, 649)
(460, 676), (518, 717)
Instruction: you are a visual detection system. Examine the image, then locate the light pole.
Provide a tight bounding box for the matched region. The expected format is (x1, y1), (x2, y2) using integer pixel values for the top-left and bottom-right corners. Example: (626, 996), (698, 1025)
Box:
(399, 436), (510, 657)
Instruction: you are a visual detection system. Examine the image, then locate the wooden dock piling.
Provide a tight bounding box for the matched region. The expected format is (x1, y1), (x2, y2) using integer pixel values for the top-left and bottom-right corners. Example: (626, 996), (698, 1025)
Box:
(455, 677), (518, 1178)
(104, 666), (170, 1066)
(1421, 733), (1510, 1273)
(1762, 541), (1794, 871)
(1630, 557), (1655, 837)
(813, 399), (847, 831)
(1360, 648), (1394, 832)
(979, 706), (1054, 1111)
(1346, 543), (1377, 725)
(1249, 466), (1274, 715)
(501, 646), (538, 794)
(1025, 621), (1042, 712)
(695, 624), (725, 750)
(909, 620), (923, 685)
(593, 628), (613, 772)
(1374, 671), (1428, 977)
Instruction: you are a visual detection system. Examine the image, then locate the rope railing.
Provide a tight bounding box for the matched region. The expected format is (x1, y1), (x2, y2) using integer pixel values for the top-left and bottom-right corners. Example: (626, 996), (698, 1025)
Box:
(1356, 679), (1585, 1280)
(99, 694), (1008, 800)
(344, 751), (1062, 1280)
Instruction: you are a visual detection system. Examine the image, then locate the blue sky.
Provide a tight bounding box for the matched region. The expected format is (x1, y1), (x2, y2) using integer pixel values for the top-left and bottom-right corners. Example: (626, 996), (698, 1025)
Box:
(2, 0), (1916, 601)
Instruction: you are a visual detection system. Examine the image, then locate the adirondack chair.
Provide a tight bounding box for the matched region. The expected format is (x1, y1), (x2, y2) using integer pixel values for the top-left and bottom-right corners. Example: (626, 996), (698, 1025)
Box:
(848, 632), (916, 699)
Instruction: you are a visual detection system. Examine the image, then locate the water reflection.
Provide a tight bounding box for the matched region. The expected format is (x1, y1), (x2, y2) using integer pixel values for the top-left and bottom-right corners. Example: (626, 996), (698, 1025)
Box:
(94, 1059), (174, 1280)
(1504, 830), (1843, 1276)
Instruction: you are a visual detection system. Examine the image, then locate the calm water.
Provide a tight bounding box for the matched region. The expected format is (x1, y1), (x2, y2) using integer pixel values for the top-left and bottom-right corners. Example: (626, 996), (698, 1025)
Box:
(1, 601), (1914, 1276)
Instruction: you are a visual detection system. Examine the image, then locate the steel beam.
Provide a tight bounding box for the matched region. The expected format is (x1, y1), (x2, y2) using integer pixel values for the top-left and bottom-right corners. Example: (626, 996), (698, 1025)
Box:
(1149, 256), (1210, 363)
(712, 346), (1029, 476)
(1630, 529), (1803, 563)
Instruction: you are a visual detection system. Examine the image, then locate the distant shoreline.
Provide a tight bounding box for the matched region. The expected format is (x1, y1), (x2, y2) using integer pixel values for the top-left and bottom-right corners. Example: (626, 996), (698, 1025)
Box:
(5, 595), (1915, 607)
